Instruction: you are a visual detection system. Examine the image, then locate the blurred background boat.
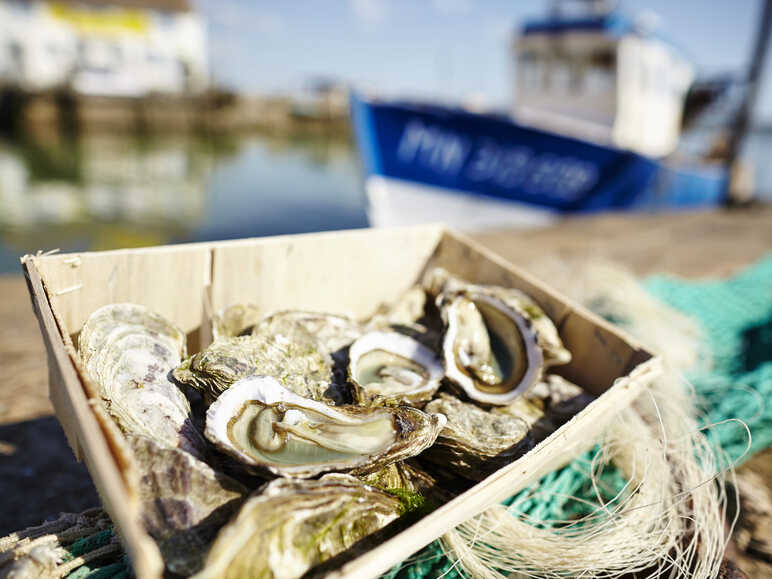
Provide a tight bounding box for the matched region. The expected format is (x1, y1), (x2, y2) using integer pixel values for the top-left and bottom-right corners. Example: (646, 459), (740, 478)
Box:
(0, 0), (769, 272)
(352, 0), (770, 230)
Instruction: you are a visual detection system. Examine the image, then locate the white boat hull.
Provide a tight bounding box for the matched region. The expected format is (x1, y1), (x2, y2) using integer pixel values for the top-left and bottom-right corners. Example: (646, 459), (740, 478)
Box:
(365, 176), (558, 231)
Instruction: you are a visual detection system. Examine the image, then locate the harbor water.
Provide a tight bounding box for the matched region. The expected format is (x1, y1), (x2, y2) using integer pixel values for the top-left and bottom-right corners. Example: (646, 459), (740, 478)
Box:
(0, 129), (769, 274)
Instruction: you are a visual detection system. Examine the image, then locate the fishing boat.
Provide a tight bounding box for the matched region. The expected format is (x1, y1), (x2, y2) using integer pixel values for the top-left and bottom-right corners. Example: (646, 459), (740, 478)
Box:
(351, 1), (751, 230)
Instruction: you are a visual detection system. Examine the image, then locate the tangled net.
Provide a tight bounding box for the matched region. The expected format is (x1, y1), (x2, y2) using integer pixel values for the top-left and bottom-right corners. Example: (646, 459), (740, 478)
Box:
(415, 260), (748, 578)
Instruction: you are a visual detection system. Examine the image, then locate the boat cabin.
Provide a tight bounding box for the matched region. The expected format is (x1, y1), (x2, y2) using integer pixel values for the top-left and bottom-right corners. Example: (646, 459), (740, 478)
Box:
(513, 3), (694, 157)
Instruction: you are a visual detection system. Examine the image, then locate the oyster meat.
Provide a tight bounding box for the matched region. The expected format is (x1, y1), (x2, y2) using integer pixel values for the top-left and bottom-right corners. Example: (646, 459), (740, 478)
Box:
(129, 435), (246, 576)
(212, 303), (262, 341)
(348, 331), (444, 405)
(173, 333), (335, 405)
(440, 290), (544, 405)
(195, 474), (402, 579)
(205, 376), (446, 478)
(78, 303), (205, 457)
(422, 393), (534, 481)
(426, 268), (571, 369)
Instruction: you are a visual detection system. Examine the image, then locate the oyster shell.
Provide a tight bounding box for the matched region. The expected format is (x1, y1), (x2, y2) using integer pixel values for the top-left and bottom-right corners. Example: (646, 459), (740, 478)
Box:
(366, 285), (428, 329)
(426, 268), (571, 368)
(360, 460), (436, 495)
(205, 376), (446, 478)
(78, 303), (205, 457)
(441, 291), (544, 405)
(422, 393), (534, 481)
(348, 331), (444, 405)
(212, 304), (262, 341)
(252, 310), (363, 357)
(195, 474), (402, 579)
(129, 435), (246, 576)
(173, 333), (334, 405)
(252, 311), (365, 404)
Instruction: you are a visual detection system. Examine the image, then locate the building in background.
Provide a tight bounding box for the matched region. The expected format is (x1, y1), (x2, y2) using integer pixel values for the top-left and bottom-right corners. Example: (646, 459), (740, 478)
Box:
(0, 0), (207, 97)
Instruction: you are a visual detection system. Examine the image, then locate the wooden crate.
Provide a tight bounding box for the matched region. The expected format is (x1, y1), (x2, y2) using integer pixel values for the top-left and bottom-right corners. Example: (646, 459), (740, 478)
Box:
(21, 225), (660, 578)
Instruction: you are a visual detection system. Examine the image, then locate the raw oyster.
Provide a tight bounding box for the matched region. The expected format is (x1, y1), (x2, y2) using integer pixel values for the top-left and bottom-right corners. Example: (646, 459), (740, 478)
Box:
(195, 474), (402, 579)
(441, 290), (544, 405)
(173, 333), (334, 405)
(426, 268), (571, 368)
(422, 393), (534, 481)
(78, 303), (205, 457)
(205, 376), (446, 478)
(212, 303), (262, 340)
(129, 435), (246, 576)
(348, 331), (444, 405)
(252, 310), (363, 357)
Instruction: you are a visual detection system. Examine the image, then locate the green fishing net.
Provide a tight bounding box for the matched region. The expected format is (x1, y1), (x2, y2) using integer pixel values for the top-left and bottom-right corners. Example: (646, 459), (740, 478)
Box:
(383, 254), (772, 578)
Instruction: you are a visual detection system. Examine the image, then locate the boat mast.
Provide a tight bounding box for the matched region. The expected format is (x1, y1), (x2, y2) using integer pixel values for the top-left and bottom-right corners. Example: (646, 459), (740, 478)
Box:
(725, 0), (771, 197)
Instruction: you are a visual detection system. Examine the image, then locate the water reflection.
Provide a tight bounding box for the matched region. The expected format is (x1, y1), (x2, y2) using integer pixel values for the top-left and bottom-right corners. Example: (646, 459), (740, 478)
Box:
(0, 131), (367, 272)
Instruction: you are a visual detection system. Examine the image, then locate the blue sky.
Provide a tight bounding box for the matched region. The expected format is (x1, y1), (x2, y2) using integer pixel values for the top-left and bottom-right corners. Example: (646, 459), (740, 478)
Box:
(197, 0), (772, 122)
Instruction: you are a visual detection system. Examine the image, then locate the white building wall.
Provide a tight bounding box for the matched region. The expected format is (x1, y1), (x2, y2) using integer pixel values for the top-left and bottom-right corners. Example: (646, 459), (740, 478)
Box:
(0, 0), (208, 96)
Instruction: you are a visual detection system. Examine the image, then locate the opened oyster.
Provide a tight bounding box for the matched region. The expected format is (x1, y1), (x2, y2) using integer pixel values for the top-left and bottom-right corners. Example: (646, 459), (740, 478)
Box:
(212, 303), (262, 341)
(440, 290), (544, 405)
(348, 331), (444, 405)
(78, 303), (205, 457)
(195, 474), (402, 579)
(205, 376), (446, 478)
(173, 333), (337, 405)
(422, 393), (534, 481)
(426, 268), (571, 368)
(129, 435), (246, 576)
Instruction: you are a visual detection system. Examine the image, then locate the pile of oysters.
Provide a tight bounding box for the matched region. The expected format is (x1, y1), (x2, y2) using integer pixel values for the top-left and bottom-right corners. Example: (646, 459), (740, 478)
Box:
(77, 268), (593, 578)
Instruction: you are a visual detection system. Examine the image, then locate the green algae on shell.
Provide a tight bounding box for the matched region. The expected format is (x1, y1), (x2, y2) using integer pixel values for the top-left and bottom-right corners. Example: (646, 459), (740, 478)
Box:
(194, 474), (402, 579)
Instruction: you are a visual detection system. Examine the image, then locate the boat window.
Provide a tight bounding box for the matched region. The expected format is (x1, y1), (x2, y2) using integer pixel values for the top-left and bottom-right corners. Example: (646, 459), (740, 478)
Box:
(519, 52), (545, 90)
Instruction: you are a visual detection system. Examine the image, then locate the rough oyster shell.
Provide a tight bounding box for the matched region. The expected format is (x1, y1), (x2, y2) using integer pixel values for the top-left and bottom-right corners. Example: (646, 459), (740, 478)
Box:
(173, 333), (334, 405)
(422, 393), (534, 481)
(504, 375), (595, 443)
(129, 435), (246, 576)
(78, 303), (205, 457)
(348, 331), (444, 405)
(212, 303), (262, 341)
(366, 285), (428, 329)
(194, 474), (402, 579)
(360, 460), (437, 495)
(425, 268), (571, 368)
(205, 376), (446, 478)
(252, 310), (363, 357)
(441, 290), (544, 405)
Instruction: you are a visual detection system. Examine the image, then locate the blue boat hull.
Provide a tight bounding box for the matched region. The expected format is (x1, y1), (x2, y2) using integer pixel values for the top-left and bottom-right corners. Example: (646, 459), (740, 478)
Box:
(351, 95), (727, 226)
